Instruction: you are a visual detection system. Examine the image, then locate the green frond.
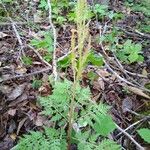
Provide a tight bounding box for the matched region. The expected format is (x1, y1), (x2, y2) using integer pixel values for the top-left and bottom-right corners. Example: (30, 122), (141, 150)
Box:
(97, 139), (121, 150)
(14, 128), (67, 150)
(76, 132), (121, 150)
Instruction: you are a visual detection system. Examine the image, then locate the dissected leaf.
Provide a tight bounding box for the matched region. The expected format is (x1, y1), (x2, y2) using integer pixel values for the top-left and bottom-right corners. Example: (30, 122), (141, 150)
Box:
(137, 128), (150, 143)
(93, 114), (116, 136)
(88, 52), (104, 66)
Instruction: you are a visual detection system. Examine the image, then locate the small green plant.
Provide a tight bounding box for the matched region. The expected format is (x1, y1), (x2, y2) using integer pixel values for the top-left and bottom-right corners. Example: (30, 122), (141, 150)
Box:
(93, 4), (108, 19)
(39, 0), (74, 25)
(30, 32), (53, 52)
(116, 40), (144, 64)
(22, 56), (33, 66)
(137, 128), (150, 144)
(127, 0), (150, 18)
(32, 79), (42, 89)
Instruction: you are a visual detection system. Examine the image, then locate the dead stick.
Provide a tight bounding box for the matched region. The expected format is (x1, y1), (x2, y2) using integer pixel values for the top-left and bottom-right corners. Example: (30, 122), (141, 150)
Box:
(0, 68), (51, 82)
(47, 0), (57, 81)
(116, 124), (145, 150)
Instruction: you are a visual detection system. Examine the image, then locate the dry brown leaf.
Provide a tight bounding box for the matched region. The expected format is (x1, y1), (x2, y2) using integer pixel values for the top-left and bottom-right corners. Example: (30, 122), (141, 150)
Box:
(35, 115), (46, 127)
(142, 67), (148, 76)
(127, 86), (150, 100)
(98, 78), (105, 90)
(8, 109), (16, 116)
(0, 32), (8, 39)
(10, 133), (17, 140)
(17, 117), (28, 135)
(122, 97), (133, 113)
(15, 66), (27, 75)
(7, 84), (26, 101)
(98, 69), (111, 77)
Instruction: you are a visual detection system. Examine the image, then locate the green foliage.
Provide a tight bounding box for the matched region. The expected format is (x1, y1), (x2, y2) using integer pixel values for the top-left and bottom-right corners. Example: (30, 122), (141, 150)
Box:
(43, 54), (52, 62)
(97, 139), (121, 150)
(0, 0), (13, 3)
(39, 79), (91, 125)
(93, 4), (108, 19)
(99, 27), (119, 47)
(58, 54), (71, 68)
(22, 56), (33, 66)
(30, 32), (53, 52)
(38, 79), (118, 148)
(130, 0), (150, 18)
(87, 52), (104, 66)
(58, 51), (103, 69)
(139, 24), (150, 33)
(93, 114), (116, 136)
(87, 71), (99, 82)
(39, 79), (72, 123)
(137, 128), (150, 144)
(39, 0), (48, 10)
(39, 0), (76, 24)
(15, 128), (67, 150)
(76, 132), (121, 150)
(116, 40), (144, 64)
(92, 4), (124, 21)
(32, 79), (42, 89)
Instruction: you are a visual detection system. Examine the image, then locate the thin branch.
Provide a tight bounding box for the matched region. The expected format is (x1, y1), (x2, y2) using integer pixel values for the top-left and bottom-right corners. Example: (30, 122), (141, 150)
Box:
(112, 52), (148, 78)
(116, 124), (145, 150)
(47, 0), (57, 81)
(0, 22), (28, 26)
(57, 51), (72, 62)
(27, 45), (52, 68)
(117, 25), (150, 40)
(103, 58), (150, 93)
(116, 117), (147, 137)
(0, 68), (51, 82)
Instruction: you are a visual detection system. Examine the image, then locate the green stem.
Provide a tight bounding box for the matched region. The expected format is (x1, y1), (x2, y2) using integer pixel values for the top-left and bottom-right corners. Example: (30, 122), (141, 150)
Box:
(67, 80), (77, 150)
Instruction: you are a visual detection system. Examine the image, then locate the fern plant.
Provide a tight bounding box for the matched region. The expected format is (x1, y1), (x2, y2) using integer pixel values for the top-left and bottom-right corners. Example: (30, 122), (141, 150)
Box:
(15, 79), (120, 150)
(14, 1), (121, 150)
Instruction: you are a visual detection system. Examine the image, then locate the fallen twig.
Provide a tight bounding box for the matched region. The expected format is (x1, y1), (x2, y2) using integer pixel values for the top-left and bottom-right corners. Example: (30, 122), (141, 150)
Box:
(0, 68), (51, 82)
(47, 0), (57, 81)
(27, 45), (52, 68)
(116, 124), (145, 150)
(117, 25), (150, 40)
(112, 52), (148, 79)
(116, 115), (150, 137)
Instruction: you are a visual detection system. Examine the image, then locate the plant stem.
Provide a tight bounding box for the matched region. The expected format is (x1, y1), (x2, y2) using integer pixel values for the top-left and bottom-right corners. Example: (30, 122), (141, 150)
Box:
(67, 80), (77, 150)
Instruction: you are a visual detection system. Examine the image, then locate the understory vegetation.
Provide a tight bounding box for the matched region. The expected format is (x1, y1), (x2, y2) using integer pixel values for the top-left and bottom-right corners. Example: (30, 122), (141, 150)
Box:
(0, 0), (150, 150)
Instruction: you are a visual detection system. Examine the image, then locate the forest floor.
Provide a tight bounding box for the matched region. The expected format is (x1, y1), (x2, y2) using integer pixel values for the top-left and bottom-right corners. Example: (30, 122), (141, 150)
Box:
(0, 0), (150, 150)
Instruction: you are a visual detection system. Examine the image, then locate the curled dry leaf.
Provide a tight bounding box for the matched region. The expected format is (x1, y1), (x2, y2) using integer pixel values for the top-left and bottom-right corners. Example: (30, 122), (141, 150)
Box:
(127, 86), (150, 100)
(15, 66), (27, 75)
(8, 109), (16, 116)
(0, 32), (8, 39)
(10, 133), (17, 141)
(122, 97), (133, 113)
(0, 85), (12, 94)
(35, 115), (46, 127)
(7, 84), (26, 101)
(97, 69), (111, 77)
(17, 117), (28, 135)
